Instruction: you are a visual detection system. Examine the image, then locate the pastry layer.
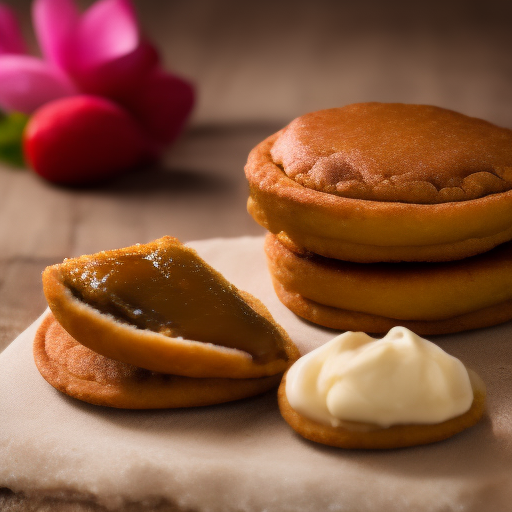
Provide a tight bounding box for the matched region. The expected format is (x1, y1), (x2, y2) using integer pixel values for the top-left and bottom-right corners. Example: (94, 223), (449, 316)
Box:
(34, 314), (283, 409)
(272, 279), (512, 335)
(246, 122), (512, 263)
(266, 233), (512, 321)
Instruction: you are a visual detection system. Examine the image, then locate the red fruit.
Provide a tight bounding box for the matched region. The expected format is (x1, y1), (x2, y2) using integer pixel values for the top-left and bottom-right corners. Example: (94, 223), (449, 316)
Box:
(24, 95), (150, 185)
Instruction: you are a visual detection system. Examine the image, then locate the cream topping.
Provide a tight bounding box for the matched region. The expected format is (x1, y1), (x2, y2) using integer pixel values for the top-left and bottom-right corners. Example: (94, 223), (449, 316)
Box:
(285, 327), (473, 428)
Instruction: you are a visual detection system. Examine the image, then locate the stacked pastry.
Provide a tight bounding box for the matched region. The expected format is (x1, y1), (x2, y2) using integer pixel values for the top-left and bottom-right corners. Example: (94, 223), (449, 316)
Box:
(245, 103), (512, 334)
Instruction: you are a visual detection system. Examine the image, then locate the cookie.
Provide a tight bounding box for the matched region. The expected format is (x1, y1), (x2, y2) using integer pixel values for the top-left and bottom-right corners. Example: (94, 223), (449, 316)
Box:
(265, 233), (512, 334)
(246, 103), (512, 262)
(34, 313), (283, 409)
(278, 369), (486, 449)
(278, 327), (486, 449)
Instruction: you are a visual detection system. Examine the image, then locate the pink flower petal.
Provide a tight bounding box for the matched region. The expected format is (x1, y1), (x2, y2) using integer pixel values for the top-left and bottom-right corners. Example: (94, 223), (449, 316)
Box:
(75, 0), (139, 68)
(33, 0), (79, 68)
(0, 55), (77, 113)
(0, 3), (27, 55)
(69, 39), (159, 99)
(127, 71), (195, 146)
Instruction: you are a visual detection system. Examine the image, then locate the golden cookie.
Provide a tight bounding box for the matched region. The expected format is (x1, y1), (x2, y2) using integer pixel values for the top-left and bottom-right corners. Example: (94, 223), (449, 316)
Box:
(278, 369), (486, 449)
(265, 233), (512, 334)
(43, 236), (299, 379)
(34, 313), (283, 409)
(246, 103), (512, 262)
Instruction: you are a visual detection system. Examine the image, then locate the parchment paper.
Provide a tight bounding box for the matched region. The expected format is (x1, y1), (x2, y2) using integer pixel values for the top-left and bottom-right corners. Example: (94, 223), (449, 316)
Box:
(1, 236), (511, 511)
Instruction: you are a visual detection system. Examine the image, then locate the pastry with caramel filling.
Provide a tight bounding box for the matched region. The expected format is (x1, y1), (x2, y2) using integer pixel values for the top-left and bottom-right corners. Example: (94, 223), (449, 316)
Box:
(265, 233), (512, 334)
(34, 314), (282, 409)
(245, 103), (512, 263)
(43, 236), (299, 380)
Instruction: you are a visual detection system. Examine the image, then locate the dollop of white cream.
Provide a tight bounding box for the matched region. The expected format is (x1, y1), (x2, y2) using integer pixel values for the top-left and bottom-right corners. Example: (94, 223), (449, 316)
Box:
(286, 327), (473, 428)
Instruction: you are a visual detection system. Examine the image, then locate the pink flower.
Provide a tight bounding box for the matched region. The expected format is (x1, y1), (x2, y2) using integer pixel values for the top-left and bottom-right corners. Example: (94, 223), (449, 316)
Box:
(0, 3), (27, 54)
(0, 3), (78, 113)
(0, 0), (194, 150)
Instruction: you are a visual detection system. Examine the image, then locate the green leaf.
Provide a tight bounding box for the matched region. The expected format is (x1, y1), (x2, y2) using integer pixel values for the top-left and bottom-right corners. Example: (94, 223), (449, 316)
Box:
(0, 111), (29, 168)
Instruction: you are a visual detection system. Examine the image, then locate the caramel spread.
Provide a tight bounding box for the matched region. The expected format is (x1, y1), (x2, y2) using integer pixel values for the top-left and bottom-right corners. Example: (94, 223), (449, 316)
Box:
(59, 238), (286, 363)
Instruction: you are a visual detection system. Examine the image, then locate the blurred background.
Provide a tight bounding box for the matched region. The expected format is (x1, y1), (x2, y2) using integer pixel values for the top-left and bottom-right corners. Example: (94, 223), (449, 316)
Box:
(1, 0), (512, 351)
(6, 0), (512, 126)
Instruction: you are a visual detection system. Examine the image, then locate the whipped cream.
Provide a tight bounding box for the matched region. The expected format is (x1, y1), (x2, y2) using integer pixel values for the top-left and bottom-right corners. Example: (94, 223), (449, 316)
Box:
(285, 327), (473, 428)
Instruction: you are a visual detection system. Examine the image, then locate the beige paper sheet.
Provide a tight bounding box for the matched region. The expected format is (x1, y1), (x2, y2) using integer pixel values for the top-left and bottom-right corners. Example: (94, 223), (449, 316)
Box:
(1, 236), (511, 511)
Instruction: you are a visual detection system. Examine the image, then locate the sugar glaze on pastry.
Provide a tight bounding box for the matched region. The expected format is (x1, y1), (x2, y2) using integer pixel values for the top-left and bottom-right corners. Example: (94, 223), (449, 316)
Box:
(285, 327), (473, 428)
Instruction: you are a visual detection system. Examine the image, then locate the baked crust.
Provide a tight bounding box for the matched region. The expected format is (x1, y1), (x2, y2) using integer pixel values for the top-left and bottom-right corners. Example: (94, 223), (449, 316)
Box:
(34, 313), (282, 409)
(245, 108), (512, 262)
(278, 369), (486, 449)
(272, 279), (512, 335)
(43, 237), (299, 379)
(265, 233), (512, 324)
(271, 103), (512, 204)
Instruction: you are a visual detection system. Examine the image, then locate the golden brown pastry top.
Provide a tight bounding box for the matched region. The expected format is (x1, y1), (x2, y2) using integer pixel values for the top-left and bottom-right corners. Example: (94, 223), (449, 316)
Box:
(270, 103), (512, 204)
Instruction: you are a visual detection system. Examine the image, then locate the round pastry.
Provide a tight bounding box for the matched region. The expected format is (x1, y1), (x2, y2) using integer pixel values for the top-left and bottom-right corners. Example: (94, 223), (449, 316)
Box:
(278, 327), (486, 449)
(265, 233), (512, 334)
(43, 236), (299, 380)
(34, 313), (283, 409)
(245, 103), (512, 263)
